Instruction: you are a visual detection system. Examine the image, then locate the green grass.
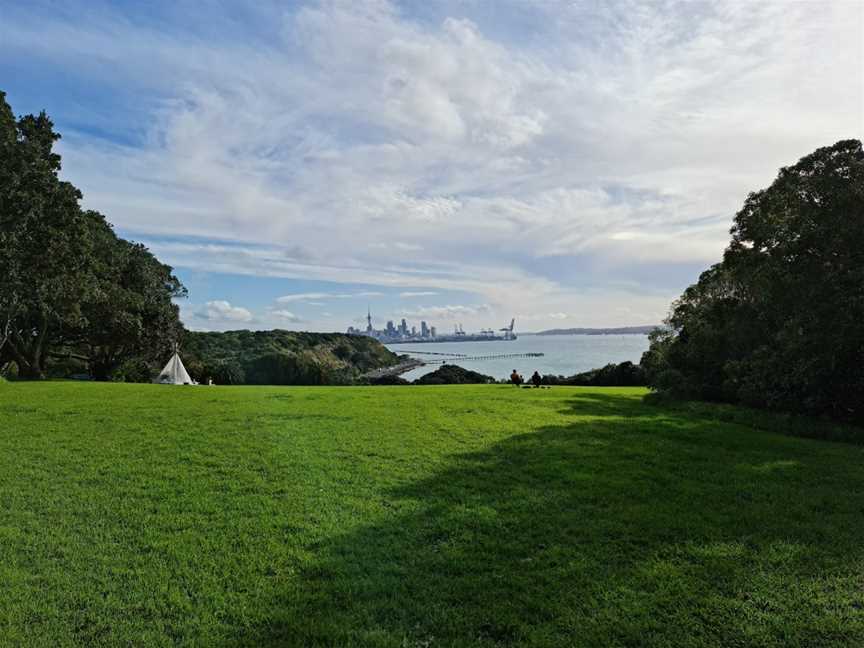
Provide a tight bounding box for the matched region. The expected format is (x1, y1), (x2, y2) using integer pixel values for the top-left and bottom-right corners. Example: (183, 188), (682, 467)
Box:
(2, 382), (864, 647)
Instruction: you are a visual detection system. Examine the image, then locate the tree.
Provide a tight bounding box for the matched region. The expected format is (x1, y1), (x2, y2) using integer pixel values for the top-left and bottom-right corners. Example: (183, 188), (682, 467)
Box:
(644, 140), (864, 423)
(0, 94), (93, 378)
(81, 215), (185, 380)
(0, 91), (185, 379)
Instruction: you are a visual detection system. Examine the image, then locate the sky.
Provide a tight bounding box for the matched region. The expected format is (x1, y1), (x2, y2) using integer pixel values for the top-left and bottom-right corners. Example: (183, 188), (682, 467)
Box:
(2, 0), (862, 333)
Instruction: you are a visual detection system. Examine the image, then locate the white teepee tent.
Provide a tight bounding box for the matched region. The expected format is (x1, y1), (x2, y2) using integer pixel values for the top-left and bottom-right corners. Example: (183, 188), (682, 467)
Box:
(154, 347), (196, 385)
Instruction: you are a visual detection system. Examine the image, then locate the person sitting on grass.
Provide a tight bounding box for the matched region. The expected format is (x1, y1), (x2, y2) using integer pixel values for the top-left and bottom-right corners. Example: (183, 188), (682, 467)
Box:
(531, 370), (542, 388)
(510, 369), (522, 386)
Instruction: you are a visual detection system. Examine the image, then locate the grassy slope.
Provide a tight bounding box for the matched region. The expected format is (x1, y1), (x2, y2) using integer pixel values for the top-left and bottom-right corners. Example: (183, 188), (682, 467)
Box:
(1, 383), (863, 647)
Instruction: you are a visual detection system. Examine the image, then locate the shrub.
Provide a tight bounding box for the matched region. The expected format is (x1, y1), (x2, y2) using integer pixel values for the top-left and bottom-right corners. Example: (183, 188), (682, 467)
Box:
(112, 358), (153, 383)
(209, 361), (245, 385)
(414, 364), (494, 385)
(368, 375), (410, 386)
(540, 361), (647, 387)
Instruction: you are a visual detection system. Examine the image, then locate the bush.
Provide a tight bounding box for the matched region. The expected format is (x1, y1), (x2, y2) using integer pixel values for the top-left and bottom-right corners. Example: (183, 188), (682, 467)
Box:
(414, 364), (494, 385)
(540, 361), (646, 387)
(112, 358), (153, 383)
(652, 368), (692, 398)
(368, 375), (410, 386)
(209, 361), (245, 385)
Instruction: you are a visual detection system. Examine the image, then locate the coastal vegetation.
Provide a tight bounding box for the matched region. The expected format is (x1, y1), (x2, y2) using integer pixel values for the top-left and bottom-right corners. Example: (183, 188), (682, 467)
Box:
(182, 329), (400, 386)
(3, 381), (864, 646)
(541, 360), (646, 387)
(643, 140), (863, 425)
(367, 364), (495, 385)
(412, 363), (495, 385)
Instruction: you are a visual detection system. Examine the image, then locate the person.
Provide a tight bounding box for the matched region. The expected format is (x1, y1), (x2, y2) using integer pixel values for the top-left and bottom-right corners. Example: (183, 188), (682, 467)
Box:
(510, 369), (522, 386)
(531, 370), (542, 387)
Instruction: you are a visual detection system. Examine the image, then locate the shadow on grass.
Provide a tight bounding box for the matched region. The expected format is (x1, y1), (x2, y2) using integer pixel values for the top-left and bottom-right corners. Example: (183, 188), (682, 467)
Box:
(241, 393), (864, 647)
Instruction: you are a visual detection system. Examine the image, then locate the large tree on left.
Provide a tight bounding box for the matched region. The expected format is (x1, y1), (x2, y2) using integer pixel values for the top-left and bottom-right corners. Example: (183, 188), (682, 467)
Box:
(0, 91), (185, 379)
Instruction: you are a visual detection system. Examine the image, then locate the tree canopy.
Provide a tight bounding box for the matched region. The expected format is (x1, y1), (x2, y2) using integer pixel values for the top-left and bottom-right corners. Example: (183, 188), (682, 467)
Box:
(0, 91), (185, 379)
(643, 139), (864, 424)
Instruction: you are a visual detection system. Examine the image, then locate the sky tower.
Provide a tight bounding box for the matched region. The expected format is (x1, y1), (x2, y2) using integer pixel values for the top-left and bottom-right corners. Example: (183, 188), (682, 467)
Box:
(366, 306), (373, 333)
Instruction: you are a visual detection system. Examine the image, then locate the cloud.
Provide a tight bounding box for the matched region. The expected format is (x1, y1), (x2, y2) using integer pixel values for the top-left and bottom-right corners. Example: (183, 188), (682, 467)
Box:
(195, 300), (253, 322)
(276, 292), (340, 303)
(269, 309), (302, 323)
(398, 304), (493, 320)
(4, 0), (860, 328)
(400, 291), (438, 297)
(518, 312), (569, 321)
(276, 290), (384, 303)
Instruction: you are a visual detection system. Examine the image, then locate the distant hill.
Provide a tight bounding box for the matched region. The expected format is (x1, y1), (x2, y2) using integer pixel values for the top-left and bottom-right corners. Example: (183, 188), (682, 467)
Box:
(535, 325), (660, 336)
(182, 330), (401, 385)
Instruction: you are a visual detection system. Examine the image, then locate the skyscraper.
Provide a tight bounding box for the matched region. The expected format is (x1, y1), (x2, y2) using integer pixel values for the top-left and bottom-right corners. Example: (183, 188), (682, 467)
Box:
(421, 321), (429, 337)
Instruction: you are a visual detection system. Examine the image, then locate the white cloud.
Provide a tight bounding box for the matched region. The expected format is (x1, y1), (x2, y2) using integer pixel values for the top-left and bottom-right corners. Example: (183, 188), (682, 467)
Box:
(276, 292), (341, 303)
(518, 312), (569, 321)
(276, 290), (384, 303)
(195, 300), (253, 322)
(400, 291), (438, 297)
(269, 309), (302, 323)
(398, 304), (493, 320)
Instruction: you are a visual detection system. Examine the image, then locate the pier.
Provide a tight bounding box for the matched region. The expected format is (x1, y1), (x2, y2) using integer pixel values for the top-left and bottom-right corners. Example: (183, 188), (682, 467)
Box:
(419, 352), (544, 364)
(398, 350), (469, 358)
(363, 358), (425, 380)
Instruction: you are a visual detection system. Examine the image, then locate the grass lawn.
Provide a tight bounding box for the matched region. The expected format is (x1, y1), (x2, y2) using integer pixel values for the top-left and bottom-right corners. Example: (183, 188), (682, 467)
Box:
(1, 382), (864, 647)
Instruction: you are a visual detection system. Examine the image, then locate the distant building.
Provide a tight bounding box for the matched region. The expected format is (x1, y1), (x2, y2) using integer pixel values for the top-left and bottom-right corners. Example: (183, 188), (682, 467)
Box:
(386, 320), (396, 336)
(400, 318), (408, 336)
(430, 326), (437, 338)
(421, 321), (429, 337)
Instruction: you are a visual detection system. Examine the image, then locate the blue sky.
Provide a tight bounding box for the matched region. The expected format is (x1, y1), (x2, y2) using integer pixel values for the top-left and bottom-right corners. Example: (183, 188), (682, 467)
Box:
(2, 0), (861, 332)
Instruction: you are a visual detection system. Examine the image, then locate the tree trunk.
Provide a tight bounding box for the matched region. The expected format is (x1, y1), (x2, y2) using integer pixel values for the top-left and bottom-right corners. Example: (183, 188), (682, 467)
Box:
(90, 358), (112, 381)
(0, 317), (9, 354)
(7, 323), (48, 380)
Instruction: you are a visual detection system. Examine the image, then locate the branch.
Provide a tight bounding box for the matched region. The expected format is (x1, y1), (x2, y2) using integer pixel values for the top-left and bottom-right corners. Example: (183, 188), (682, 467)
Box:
(47, 351), (91, 362)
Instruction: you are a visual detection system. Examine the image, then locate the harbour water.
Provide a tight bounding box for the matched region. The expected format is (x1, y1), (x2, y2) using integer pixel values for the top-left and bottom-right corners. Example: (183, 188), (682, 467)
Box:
(387, 333), (650, 382)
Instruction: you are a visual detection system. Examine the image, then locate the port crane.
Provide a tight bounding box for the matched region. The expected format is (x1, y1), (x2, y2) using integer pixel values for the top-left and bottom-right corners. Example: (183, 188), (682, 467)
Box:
(499, 319), (516, 340)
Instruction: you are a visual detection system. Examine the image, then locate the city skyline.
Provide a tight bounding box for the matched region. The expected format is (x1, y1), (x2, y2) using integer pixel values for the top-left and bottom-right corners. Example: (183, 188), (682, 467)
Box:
(348, 306), (518, 343)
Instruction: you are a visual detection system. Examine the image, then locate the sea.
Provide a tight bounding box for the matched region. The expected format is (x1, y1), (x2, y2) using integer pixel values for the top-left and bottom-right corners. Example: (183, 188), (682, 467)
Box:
(386, 333), (650, 382)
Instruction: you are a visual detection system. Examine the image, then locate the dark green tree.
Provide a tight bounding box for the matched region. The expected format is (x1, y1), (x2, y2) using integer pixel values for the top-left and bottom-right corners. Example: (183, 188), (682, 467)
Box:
(0, 91), (185, 379)
(0, 93), (93, 378)
(644, 139), (864, 423)
(81, 214), (185, 380)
